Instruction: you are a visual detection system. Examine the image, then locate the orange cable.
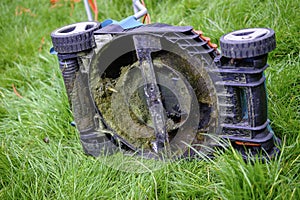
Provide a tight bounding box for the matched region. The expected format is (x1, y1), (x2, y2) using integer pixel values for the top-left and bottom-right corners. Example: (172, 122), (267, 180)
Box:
(141, 0), (151, 24)
(88, 0), (98, 21)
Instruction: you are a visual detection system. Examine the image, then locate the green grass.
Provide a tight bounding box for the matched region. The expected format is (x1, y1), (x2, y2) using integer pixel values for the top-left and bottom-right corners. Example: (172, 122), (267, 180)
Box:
(0, 0), (299, 199)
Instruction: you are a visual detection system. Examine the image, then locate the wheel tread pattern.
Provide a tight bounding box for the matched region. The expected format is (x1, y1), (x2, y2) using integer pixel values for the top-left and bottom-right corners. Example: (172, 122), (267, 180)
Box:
(220, 28), (276, 58)
(51, 22), (100, 54)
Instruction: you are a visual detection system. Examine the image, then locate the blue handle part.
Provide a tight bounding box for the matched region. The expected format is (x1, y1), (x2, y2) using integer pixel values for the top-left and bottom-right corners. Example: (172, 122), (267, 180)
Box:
(101, 16), (143, 30)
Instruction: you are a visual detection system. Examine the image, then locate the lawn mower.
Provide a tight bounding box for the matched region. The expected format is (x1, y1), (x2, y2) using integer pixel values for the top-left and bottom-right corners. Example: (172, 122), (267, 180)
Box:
(50, 0), (280, 159)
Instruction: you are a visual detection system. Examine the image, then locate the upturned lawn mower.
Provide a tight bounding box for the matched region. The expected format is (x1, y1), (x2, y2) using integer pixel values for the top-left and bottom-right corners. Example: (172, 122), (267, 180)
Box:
(50, 0), (280, 159)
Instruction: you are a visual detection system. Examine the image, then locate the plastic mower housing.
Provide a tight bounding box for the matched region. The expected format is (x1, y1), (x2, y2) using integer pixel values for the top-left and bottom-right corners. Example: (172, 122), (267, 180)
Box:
(50, 18), (280, 159)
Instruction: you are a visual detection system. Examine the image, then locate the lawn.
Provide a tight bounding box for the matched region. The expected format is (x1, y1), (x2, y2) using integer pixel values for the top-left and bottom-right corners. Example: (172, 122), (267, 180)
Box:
(0, 0), (299, 199)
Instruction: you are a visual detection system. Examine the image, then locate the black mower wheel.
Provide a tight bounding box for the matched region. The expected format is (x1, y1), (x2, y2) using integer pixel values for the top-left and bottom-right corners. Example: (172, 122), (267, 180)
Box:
(220, 28), (276, 58)
(51, 21), (100, 54)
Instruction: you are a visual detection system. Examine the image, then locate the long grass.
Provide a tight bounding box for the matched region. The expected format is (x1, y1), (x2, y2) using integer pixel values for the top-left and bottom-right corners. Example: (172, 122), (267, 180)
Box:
(0, 0), (299, 199)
